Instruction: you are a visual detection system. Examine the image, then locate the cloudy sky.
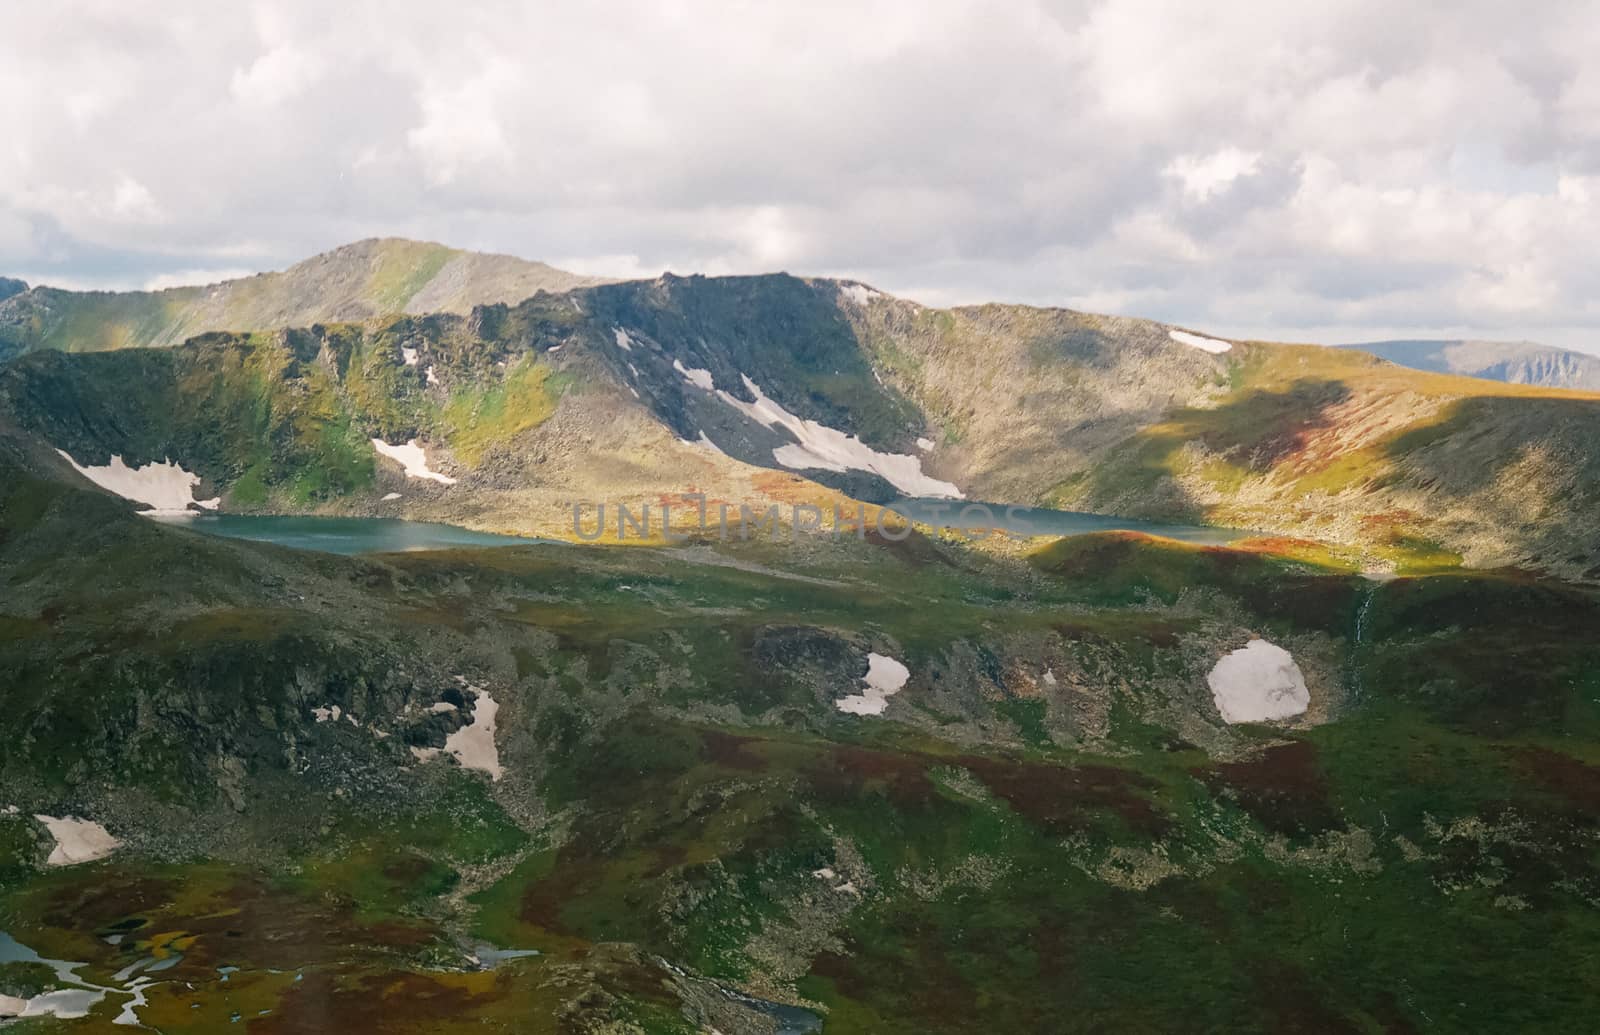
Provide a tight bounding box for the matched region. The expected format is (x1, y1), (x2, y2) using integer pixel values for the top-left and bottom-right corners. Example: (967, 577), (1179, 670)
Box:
(3, 1), (1599, 351)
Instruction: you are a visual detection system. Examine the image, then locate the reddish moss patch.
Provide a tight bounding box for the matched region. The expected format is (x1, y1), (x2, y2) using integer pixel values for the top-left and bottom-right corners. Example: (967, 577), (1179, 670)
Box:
(961, 755), (1171, 837)
(1199, 740), (1340, 837)
(1509, 746), (1600, 814)
(806, 745), (936, 809)
(251, 969), (508, 1034)
(698, 730), (768, 772)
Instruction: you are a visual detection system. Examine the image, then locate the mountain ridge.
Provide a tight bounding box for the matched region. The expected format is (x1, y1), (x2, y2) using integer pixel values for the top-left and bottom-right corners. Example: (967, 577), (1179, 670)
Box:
(0, 237), (605, 359)
(1343, 338), (1600, 390)
(4, 268), (1600, 580)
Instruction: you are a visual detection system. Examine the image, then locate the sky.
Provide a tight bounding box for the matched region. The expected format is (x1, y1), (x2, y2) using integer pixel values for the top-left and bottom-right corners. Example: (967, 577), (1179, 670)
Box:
(2, 1), (1599, 353)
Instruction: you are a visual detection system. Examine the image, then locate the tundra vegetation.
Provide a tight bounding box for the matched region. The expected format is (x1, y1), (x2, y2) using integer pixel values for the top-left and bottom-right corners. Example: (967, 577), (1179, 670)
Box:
(1, 243), (1598, 1032)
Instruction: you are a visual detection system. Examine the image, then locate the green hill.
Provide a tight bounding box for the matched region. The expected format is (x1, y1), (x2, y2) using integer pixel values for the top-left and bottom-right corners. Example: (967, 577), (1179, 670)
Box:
(0, 238), (602, 359)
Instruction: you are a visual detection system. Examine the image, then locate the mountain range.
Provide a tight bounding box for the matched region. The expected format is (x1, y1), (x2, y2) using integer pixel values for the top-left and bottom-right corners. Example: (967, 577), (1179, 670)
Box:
(3, 241), (1598, 580)
(1342, 338), (1600, 390)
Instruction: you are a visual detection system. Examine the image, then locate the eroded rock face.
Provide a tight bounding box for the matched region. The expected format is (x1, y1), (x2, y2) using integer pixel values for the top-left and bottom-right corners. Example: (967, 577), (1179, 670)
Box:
(1207, 639), (1309, 724)
(750, 625), (866, 695)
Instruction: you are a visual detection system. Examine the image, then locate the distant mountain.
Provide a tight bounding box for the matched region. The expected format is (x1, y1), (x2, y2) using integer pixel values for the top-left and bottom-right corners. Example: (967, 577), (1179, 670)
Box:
(0, 238), (604, 359)
(1344, 339), (1600, 390)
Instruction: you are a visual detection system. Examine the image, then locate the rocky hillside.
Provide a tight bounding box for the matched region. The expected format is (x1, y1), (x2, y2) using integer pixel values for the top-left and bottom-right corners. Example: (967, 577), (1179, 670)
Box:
(1346, 338), (1600, 390)
(0, 238), (602, 359)
(5, 260), (1600, 578)
(5, 444), (1600, 1030)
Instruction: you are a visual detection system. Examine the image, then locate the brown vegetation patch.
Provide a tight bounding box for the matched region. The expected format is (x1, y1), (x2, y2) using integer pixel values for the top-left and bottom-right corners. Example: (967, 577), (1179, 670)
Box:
(1509, 746), (1600, 814)
(961, 756), (1171, 837)
(1199, 740), (1340, 837)
(698, 729), (769, 772)
(251, 969), (506, 1034)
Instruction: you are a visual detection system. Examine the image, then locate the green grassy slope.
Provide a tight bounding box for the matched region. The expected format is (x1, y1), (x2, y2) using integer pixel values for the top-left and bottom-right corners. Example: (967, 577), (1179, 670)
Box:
(0, 238), (602, 359)
(0, 308), (581, 510)
(2, 468), (1599, 1030)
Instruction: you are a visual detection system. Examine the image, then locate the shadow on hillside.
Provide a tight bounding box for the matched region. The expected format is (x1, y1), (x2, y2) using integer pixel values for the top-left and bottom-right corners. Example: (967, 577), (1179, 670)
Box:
(1381, 394), (1600, 575)
(1074, 379), (1355, 519)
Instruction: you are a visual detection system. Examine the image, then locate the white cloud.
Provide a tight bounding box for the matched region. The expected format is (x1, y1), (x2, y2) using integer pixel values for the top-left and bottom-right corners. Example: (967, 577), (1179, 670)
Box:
(231, 44), (323, 106)
(406, 58), (521, 186)
(0, 1), (1597, 351)
(1166, 148), (1262, 202)
(109, 176), (161, 222)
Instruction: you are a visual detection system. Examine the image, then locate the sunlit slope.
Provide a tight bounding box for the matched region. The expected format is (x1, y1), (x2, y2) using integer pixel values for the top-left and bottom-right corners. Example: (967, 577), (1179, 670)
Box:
(0, 238), (602, 358)
(1046, 341), (1600, 577)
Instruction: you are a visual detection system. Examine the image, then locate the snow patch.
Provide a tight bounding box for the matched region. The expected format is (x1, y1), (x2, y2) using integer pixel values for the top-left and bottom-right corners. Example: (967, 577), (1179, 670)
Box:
(1206, 639), (1309, 723)
(371, 439), (456, 485)
(1169, 329), (1233, 354)
(836, 652), (910, 716)
(693, 431), (726, 456)
(612, 327), (634, 351)
(1042, 668), (1057, 687)
(916, 437), (935, 452)
(312, 704), (341, 723)
(425, 365), (440, 386)
(430, 701), (458, 714)
(381, 492), (402, 501)
(673, 358), (715, 390)
(56, 450), (219, 514)
(414, 686), (503, 780)
(444, 691), (503, 780)
(14, 990), (103, 1020)
(401, 346), (419, 366)
(709, 374), (963, 498)
(33, 815), (121, 867)
(838, 283), (880, 306)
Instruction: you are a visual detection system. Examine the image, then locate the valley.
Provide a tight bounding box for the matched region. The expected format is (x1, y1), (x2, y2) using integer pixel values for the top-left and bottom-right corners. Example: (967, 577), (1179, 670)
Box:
(2, 243), (1599, 1032)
